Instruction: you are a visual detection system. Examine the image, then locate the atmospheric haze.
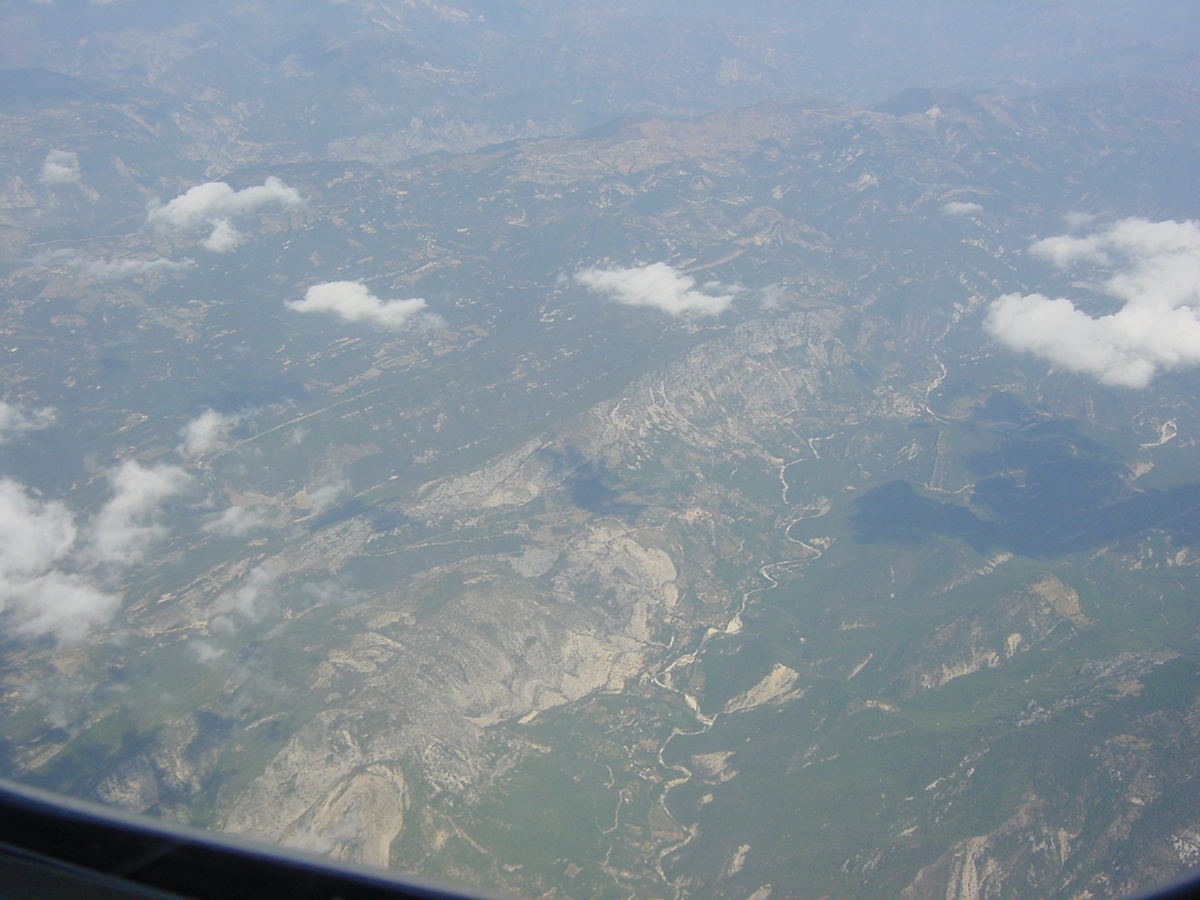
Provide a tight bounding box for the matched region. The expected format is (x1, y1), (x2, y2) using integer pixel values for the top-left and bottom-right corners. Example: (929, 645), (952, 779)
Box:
(2, 3), (1200, 900)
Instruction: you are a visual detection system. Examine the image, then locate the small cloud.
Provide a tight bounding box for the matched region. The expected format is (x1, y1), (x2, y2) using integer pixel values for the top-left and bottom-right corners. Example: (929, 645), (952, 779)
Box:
(941, 201), (982, 216)
(214, 566), (277, 623)
(575, 262), (737, 316)
(1027, 232), (1111, 268)
(986, 217), (1200, 387)
(303, 476), (348, 514)
(203, 504), (271, 537)
(87, 461), (193, 567)
(286, 281), (428, 330)
(148, 177), (303, 253)
(40, 150), (80, 185)
(188, 641), (225, 664)
(0, 401), (55, 443)
(418, 311), (449, 331)
(299, 580), (362, 608)
(758, 284), (788, 310)
(180, 409), (240, 457)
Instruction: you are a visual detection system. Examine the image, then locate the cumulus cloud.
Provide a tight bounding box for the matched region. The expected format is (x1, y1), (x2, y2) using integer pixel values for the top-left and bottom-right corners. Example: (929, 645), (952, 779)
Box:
(180, 409), (240, 457)
(147, 176), (303, 253)
(942, 201), (982, 216)
(40, 149), (80, 185)
(0, 401), (55, 443)
(0, 480), (77, 580)
(87, 461), (193, 567)
(986, 218), (1200, 387)
(575, 262), (738, 316)
(286, 281), (428, 330)
(0, 480), (118, 642)
(0, 460), (199, 641)
(201, 219), (243, 253)
(12, 573), (120, 643)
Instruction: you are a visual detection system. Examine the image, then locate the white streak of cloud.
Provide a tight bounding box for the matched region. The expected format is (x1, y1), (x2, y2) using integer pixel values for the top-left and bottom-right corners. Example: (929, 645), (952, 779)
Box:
(35, 248), (192, 280)
(304, 477), (348, 514)
(84, 256), (193, 279)
(40, 150), (80, 185)
(986, 218), (1200, 387)
(148, 177), (303, 253)
(0, 402), (55, 443)
(575, 262), (737, 316)
(942, 201), (982, 216)
(87, 461), (193, 567)
(287, 281), (428, 330)
(203, 504), (271, 537)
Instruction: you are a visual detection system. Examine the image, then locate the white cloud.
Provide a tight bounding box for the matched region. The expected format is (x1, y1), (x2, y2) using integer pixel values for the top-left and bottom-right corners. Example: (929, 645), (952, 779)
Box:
(40, 149), (80, 185)
(201, 219), (243, 253)
(304, 476), (348, 514)
(418, 311), (449, 331)
(0, 479), (118, 643)
(12, 573), (120, 643)
(213, 566), (277, 625)
(148, 176), (303, 253)
(942, 201), (982, 216)
(203, 504), (271, 537)
(986, 218), (1200, 387)
(0, 401), (55, 443)
(758, 284), (788, 310)
(84, 256), (193, 279)
(0, 479), (77, 581)
(180, 409), (240, 457)
(0, 460), (195, 642)
(575, 262), (737, 316)
(188, 641), (225, 663)
(87, 461), (193, 567)
(286, 281), (428, 330)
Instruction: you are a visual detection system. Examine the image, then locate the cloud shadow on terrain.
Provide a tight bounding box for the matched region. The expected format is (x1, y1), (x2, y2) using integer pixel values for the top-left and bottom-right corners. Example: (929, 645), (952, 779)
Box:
(853, 456), (1200, 559)
(538, 446), (645, 519)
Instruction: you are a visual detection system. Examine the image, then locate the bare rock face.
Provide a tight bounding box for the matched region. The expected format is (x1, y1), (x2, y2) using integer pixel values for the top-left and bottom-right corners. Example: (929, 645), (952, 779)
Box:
(898, 574), (1087, 694)
(901, 798), (1059, 900)
(280, 764), (408, 868)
